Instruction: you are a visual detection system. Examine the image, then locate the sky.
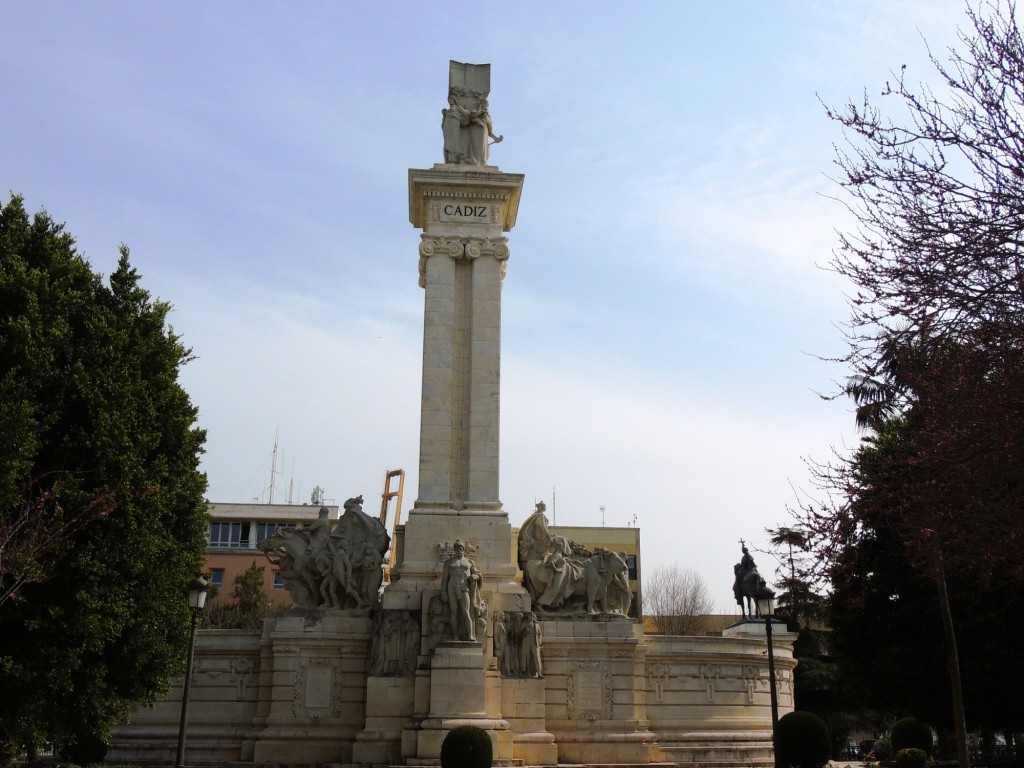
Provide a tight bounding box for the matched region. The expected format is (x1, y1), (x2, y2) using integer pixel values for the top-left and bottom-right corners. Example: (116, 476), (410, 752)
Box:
(1, 1), (973, 610)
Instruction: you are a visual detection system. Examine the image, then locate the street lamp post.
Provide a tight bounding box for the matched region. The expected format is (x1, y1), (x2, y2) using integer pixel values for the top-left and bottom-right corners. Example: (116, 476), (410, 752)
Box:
(755, 586), (780, 768)
(176, 574), (209, 768)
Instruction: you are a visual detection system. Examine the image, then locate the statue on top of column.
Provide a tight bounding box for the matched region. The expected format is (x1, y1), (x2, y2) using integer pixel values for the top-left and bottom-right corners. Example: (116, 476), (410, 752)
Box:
(442, 60), (503, 166)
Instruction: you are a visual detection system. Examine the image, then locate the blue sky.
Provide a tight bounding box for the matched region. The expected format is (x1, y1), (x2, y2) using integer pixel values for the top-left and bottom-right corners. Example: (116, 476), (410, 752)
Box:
(2, 1), (970, 609)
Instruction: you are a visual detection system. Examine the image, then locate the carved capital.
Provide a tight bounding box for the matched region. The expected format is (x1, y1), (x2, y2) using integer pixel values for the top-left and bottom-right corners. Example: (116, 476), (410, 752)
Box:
(418, 236), (511, 287)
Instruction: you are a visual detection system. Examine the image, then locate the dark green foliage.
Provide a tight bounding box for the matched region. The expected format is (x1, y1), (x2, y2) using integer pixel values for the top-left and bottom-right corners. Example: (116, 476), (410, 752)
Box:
(775, 711), (832, 768)
(891, 718), (933, 754)
(896, 748), (930, 768)
(0, 196), (208, 752)
(60, 731), (109, 765)
(440, 725), (493, 768)
(203, 563), (271, 630)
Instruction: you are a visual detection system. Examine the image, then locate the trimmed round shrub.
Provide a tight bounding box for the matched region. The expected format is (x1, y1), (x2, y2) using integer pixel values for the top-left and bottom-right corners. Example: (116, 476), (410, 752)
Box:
(775, 711), (832, 768)
(891, 718), (933, 754)
(896, 747), (930, 768)
(440, 724), (493, 768)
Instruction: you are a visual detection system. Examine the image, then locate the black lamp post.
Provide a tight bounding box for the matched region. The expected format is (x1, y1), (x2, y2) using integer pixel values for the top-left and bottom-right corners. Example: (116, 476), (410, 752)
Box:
(755, 585), (780, 768)
(176, 573), (209, 768)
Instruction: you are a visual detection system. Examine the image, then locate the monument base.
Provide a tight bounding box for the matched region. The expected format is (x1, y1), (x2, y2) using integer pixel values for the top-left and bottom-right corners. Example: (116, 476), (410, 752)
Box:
(414, 640), (514, 762)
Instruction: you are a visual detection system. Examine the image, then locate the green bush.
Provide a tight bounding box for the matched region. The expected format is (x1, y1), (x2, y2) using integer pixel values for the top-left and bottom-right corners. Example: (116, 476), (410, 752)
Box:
(0, 742), (18, 768)
(891, 718), (933, 754)
(440, 725), (493, 768)
(896, 747), (930, 768)
(59, 731), (109, 766)
(775, 711), (832, 768)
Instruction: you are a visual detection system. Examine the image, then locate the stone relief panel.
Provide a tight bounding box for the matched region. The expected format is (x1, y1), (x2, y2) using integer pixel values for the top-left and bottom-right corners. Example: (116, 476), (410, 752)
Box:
(494, 611), (542, 678)
(368, 609), (420, 677)
(567, 660), (613, 722)
(293, 657), (344, 720)
(191, 657), (259, 699)
(741, 665), (760, 704)
(698, 663), (721, 703)
(232, 657), (257, 698)
(646, 662), (670, 703)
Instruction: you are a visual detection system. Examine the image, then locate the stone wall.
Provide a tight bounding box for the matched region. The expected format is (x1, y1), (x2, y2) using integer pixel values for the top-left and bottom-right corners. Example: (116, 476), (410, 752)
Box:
(107, 629), (263, 764)
(109, 616), (793, 768)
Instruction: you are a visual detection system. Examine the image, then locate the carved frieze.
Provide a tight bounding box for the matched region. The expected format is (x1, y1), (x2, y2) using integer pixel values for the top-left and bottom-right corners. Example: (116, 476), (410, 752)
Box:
(192, 657), (259, 699)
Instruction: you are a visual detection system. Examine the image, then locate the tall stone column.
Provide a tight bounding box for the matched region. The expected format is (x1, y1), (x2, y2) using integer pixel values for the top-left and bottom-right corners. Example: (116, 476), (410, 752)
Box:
(354, 64), (536, 767)
(386, 168), (524, 590)
(411, 169), (522, 512)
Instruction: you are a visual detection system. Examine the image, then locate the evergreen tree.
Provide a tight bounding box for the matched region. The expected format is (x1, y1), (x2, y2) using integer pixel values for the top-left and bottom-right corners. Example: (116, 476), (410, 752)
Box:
(0, 196), (209, 755)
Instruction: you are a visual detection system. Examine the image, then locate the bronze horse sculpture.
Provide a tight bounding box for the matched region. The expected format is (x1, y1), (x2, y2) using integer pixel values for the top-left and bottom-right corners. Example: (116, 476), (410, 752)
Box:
(733, 564), (767, 620)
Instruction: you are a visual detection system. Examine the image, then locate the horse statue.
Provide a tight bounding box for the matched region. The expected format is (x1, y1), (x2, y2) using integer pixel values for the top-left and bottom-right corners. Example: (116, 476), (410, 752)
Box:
(258, 527), (320, 608)
(733, 563), (767, 620)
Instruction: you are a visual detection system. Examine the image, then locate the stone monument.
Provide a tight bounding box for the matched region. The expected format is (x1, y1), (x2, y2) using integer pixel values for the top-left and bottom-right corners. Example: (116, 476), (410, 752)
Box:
(107, 61), (797, 768)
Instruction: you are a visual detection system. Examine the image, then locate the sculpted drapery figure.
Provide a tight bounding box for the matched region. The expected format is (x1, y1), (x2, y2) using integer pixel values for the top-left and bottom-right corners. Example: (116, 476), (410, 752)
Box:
(258, 496), (390, 610)
(493, 611), (543, 678)
(440, 539), (483, 640)
(441, 61), (503, 166)
(517, 503), (631, 616)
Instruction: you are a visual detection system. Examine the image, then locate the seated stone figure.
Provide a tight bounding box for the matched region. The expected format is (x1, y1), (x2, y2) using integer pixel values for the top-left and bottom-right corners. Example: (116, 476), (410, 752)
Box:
(517, 505), (630, 616)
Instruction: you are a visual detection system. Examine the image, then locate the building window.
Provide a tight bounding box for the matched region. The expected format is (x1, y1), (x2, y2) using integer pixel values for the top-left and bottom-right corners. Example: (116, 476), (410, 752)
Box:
(256, 522), (293, 544)
(273, 571), (284, 590)
(626, 555), (638, 581)
(209, 521), (250, 548)
(210, 569), (225, 589)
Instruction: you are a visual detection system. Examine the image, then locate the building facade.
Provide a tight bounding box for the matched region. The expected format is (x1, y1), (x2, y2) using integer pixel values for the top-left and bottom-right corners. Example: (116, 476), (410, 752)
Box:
(205, 502), (339, 607)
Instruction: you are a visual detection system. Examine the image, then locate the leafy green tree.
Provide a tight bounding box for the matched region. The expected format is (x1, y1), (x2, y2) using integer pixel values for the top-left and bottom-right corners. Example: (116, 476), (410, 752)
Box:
(0, 196), (209, 755)
(203, 563), (271, 630)
(806, 3), (1024, 765)
(232, 562), (270, 628)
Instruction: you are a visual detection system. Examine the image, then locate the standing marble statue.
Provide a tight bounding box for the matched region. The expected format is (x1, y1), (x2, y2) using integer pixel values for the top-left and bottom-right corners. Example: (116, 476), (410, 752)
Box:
(441, 61), (503, 166)
(520, 612), (543, 678)
(493, 612), (510, 675)
(440, 539), (483, 641)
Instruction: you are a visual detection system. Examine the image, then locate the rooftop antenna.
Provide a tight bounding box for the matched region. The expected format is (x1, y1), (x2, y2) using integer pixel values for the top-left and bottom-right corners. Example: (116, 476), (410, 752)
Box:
(268, 429), (283, 504)
(286, 455), (296, 504)
(311, 486), (325, 506)
(600, 505), (606, 528)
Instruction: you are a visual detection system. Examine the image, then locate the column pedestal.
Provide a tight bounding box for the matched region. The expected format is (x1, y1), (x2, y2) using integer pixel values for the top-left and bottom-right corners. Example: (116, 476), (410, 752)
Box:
(414, 641), (513, 761)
